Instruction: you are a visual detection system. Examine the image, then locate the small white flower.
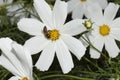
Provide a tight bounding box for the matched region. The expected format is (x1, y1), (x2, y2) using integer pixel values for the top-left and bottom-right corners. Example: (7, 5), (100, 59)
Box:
(0, 0), (13, 5)
(67, 0), (108, 19)
(109, 78), (115, 80)
(86, 3), (120, 58)
(0, 0), (35, 24)
(18, 0), (86, 73)
(109, 77), (120, 80)
(0, 0), (21, 16)
(0, 38), (33, 80)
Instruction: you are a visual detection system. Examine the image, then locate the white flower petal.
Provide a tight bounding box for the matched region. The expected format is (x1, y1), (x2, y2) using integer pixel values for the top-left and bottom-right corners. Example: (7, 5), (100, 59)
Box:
(0, 38), (13, 51)
(34, 0), (53, 27)
(111, 34), (120, 41)
(110, 17), (120, 40)
(0, 39), (26, 76)
(35, 42), (55, 71)
(90, 48), (101, 59)
(72, 4), (84, 19)
(3, 52), (25, 76)
(9, 76), (20, 80)
(56, 39), (74, 74)
(111, 17), (120, 27)
(79, 34), (89, 47)
(95, 0), (108, 9)
(12, 43), (33, 76)
(18, 18), (44, 36)
(90, 36), (104, 59)
(111, 28), (120, 35)
(105, 38), (119, 58)
(52, 0), (67, 28)
(86, 3), (103, 25)
(61, 19), (86, 36)
(110, 28), (120, 41)
(0, 55), (20, 76)
(24, 36), (50, 54)
(61, 35), (86, 60)
(104, 3), (119, 24)
(67, 0), (79, 13)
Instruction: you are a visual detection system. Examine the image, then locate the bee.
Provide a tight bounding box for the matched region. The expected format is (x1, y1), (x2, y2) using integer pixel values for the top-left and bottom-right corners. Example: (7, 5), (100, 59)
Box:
(43, 26), (50, 39)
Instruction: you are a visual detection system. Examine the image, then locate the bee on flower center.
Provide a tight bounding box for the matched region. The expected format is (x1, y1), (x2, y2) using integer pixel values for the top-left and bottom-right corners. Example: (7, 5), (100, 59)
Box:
(43, 26), (60, 41)
(43, 26), (50, 39)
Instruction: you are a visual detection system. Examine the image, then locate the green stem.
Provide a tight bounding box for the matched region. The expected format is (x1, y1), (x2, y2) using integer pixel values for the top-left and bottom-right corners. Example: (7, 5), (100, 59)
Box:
(81, 36), (108, 60)
(82, 36), (119, 78)
(41, 74), (94, 80)
(84, 57), (106, 73)
(115, 63), (119, 80)
(80, 71), (114, 77)
(33, 73), (41, 80)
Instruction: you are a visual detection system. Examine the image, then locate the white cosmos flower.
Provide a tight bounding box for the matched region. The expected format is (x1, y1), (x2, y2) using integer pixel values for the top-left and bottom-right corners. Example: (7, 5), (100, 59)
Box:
(0, 0), (36, 24)
(67, 0), (108, 19)
(108, 77), (120, 80)
(0, 0), (21, 16)
(0, 38), (33, 80)
(109, 78), (115, 80)
(86, 3), (120, 58)
(0, 0), (12, 5)
(18, 0), (86, 74)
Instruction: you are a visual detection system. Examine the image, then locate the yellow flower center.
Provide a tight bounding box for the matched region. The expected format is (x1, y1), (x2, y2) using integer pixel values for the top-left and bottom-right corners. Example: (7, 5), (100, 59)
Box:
(83, 20), (93, 29)
(43, 27), (60, 41)
(80, 0), (87, 2)
(48, 29), (60, 41)
(99, 24), (110, 36)
(20, 77), (29, 80)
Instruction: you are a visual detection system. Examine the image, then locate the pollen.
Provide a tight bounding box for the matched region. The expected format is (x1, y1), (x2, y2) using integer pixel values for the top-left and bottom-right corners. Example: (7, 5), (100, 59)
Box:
(43, 27), (60, 41)
(48, 29), (60, 41)
(80, 0), (87, 2)
(20, 77), (29, 80)
(99, 24), (110, 36)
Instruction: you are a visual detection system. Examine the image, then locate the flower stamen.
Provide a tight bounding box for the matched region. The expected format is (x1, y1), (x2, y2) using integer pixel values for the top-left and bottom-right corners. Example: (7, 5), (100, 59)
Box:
(43, 27), (60, 41)
(80, 0), (87, 2)
(48, 30), (60, 41)
(99, 24), (110, 36)
(20, 77), (29, 80)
